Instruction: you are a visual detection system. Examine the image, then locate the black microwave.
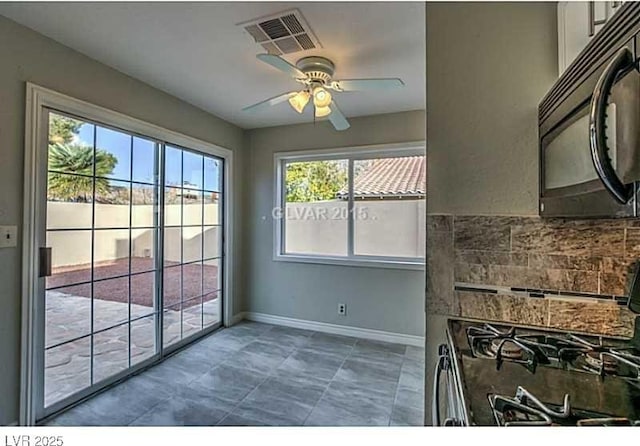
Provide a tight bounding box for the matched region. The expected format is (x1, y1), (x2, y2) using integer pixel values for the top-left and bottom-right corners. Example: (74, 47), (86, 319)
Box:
(539, 3), (640, 218)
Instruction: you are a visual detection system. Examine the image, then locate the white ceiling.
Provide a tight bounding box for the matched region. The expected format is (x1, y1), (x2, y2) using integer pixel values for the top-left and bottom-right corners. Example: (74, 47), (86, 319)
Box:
(0, 2), (425, 129)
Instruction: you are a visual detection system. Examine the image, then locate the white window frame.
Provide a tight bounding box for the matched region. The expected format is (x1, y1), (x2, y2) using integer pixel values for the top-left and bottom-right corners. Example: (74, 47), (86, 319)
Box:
(21, 83), (234, 425)
(273, 141), (426, 270)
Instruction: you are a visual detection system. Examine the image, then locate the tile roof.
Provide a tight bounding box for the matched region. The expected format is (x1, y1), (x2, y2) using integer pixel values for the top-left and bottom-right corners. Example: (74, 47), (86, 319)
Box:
(338, 155), (426, 199)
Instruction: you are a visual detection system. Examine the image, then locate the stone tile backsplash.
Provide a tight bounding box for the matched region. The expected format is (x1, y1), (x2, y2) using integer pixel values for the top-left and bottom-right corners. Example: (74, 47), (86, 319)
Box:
(427, 214), (638, 337)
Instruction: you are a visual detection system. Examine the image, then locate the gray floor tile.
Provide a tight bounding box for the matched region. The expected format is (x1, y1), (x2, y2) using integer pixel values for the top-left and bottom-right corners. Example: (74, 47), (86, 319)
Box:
(140, 358), (204, 393)
(230, 405), (305, 426)
(52, 374), (172, 426)
(302, 333), (357, 357)
(353, 339), (407, 356)
(192, 364), (267, 403)
(277, 349), (345, 380)
(305, 381), (394, 426)
(235, 374), (328, 425)
(395, 386), (424, 410)
(259, 326), (314, 349)
(405, 345), (425, 362)
(333, 358), (402, 396)
(389, 405), (424, 426)
(398, 359), (425, 391)
(224, 350), (288, 375)
(240, 339), (297, 358)
(349, 349), (406, 367)
(217, 413), (268, 426)
(130, 394), (234, 426)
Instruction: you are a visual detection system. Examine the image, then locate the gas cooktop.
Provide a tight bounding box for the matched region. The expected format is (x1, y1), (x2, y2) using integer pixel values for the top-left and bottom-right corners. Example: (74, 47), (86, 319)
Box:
(447, 319), (640, 426)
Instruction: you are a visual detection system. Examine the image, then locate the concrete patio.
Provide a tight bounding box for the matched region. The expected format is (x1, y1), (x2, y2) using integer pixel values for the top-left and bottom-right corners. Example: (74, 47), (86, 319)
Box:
(45, 291), (220, 406)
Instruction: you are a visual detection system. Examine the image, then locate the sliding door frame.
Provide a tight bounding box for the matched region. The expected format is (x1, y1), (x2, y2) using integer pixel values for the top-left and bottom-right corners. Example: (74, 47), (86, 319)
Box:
(21, 83), (234, 426)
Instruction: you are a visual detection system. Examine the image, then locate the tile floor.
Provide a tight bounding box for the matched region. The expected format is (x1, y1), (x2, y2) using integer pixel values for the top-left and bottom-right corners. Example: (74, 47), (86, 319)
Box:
(46, 321), (425, 426)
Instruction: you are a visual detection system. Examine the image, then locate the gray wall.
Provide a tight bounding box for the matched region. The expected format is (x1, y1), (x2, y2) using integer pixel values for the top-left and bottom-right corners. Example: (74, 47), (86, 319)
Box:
(426, 2), (558, 217)
(0, 15), (244, 425)
(424, 2), (558, 424)
(244, 111), (426, 337)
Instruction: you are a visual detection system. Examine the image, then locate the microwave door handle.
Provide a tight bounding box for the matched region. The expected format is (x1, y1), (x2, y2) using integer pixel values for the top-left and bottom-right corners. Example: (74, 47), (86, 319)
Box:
(589, 47), (635, 204)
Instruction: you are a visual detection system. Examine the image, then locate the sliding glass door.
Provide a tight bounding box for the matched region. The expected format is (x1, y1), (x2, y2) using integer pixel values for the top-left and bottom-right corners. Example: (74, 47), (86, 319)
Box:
(38, 109), (224, 420)
(161, 145), (223, 349)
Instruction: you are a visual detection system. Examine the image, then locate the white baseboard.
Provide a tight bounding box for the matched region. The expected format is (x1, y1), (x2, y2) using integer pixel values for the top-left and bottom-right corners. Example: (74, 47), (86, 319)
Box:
(240, 312), (424, 347)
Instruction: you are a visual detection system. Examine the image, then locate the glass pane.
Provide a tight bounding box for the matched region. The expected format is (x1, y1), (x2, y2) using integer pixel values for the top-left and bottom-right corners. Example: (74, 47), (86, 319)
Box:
(163, 304), (182, 348)
(203, 291), (221, 327)
(204, 157), (221, 192)
(46, 284), (92, 348)
(164, 146), (182, 187)
(353, 157), (426, 258)
(131, 271), (155, 315)
(283, 159), (349, 256)
(131, 315), (156, 366)
(93, 276), (129, 332)
(132, 137), (156, 184)
(132, 184), (156, 228)
(92, 324), (129, 384)
(182, 261), (203, 301)
(203, 259), (220, 295)
(95, 180), (130, 229)
(93, 229), (130, 280)
(95, 126), (131, 181)
(203, 192), (220, 225)
(183, 190), (203, 226)
(164, 227), (182, 266)
(164, 187), (182, 226)
(182, 296), (202, 338)
(163, 266), (181, 309)
(203, 226), (221, 260)
(48, 113), (95, 176)
(45, 336), (91, 408)
(131, 228), (156, 273)
(354, 201), (426, 258)
(183, 226), (203, 263)
(183, 151), (203, 189)
(47, 173), (93, 229)
(46, 229), (92, 287)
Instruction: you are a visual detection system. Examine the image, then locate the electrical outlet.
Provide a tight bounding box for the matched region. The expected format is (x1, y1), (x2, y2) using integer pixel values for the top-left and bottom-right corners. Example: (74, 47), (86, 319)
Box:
(0, 226), (18, 248)
(338, 303), (346, 316)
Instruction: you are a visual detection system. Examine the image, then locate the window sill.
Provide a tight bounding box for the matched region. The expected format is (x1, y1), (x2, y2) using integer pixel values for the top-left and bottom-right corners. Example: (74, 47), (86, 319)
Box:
(273, 254), (425, 271)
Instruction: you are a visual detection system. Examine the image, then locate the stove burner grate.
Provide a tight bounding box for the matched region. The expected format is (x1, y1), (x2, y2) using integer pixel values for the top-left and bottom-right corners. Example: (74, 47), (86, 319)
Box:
(466, 323), (640, 378)
(489, 386), (640, 426)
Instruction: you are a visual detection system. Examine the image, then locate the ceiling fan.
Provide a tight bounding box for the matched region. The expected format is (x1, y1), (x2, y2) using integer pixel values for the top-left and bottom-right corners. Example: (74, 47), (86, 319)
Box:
(242, 54), (405, 131)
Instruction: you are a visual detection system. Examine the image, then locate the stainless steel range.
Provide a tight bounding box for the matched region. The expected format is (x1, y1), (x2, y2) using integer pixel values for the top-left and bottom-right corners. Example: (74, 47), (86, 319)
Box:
(433, 318), (640, 426)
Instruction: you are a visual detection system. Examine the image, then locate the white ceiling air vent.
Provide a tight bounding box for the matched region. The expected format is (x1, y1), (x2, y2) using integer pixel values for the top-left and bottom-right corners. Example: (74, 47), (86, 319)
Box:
(238, 9), (322, 56)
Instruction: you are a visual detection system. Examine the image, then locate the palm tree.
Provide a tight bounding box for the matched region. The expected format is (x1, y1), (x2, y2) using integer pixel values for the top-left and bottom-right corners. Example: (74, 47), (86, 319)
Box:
(48, 142), (117, 202)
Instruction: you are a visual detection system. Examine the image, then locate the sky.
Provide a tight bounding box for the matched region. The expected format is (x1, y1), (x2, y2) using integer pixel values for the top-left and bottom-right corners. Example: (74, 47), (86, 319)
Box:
(70, 116), (221, 191)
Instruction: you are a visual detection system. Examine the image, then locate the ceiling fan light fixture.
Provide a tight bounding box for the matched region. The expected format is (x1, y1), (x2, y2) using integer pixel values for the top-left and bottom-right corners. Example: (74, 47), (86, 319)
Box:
(288, 90), (310, 113)
(313, 87), (332, 108)
(315, 105), (331, 118)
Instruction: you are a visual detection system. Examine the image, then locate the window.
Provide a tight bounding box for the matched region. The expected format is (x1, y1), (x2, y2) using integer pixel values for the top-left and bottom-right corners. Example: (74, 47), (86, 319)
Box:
(274, 143), (425, 269)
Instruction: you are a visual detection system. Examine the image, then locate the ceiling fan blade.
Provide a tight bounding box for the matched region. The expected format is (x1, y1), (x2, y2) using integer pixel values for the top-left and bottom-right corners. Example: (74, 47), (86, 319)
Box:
(256, 54), (307, 79)
(242, 91), (297, 113)
(328, 102), (350, 131)
(328, 78), (404, 92)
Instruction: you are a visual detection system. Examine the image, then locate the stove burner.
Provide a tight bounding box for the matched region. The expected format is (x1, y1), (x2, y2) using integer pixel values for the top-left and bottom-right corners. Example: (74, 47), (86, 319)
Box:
(466, 323), (640, 378)
(489, 386), (639, 426)
(490, 338), (524, 360)
(584, 351), (619, 374)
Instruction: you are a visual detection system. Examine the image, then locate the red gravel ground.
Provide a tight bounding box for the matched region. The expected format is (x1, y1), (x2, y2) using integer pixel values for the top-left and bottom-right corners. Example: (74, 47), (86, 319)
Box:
(47, 257), (219, 308)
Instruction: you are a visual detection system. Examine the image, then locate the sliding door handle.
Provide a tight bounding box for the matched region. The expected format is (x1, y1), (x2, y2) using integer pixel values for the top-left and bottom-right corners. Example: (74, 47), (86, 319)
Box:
(39, 247), (52, 278)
